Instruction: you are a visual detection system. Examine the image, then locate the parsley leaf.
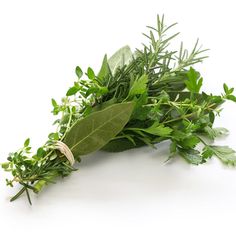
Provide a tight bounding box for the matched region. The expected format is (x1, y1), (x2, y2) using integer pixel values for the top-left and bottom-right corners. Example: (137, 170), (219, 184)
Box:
(128, 74), (148, 98)
(142, 123), (173, 137)
(209, 146), (236, 166)
(204, 126), (229, 140)
(185, 67), (203, 93)
(178, 148), (204, 165)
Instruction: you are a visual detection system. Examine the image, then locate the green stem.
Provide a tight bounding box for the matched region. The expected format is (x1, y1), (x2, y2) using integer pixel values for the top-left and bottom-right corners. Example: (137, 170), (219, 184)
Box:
(162, 103), (216, 124)
(61, 109), (73, 141)
(33, 171), (58, 194)
(10, 187), (26, 202)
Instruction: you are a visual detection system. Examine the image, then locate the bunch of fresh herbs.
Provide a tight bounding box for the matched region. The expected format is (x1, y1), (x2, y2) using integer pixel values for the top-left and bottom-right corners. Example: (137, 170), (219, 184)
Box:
(2, 15), (236, 204)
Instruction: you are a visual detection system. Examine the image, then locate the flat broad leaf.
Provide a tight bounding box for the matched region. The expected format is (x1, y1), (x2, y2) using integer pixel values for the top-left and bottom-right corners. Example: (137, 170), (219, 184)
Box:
(97, 54), (110, 81)
(209, 145), (236, 166)
(37, 148), (46, 158)
(202, 146), (214, 159)
(185, 67), (203, 93)
(128, 74), (148, 98)
(204, 126), (229, 139)
(102, 137), (146, 152)
(142, 123), (173, 137)
(131, 93), (149, 120)
(108, 45), (133, 74)
(64, 102), (135, 156)
(179, 135), (200, 149)
(178, 148), (203, 165)
(164, 141), (177, 163)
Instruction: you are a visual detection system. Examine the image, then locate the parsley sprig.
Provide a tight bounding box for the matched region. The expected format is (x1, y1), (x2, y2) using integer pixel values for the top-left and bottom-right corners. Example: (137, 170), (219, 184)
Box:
(2, 15), (236, 204)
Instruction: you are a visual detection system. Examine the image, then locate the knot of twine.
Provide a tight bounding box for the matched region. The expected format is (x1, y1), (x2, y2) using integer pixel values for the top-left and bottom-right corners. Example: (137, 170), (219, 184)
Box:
(54, 141), (75, 166)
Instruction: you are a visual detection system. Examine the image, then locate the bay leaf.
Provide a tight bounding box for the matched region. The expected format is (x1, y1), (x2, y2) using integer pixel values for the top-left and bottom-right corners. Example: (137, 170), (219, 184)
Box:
(102, 137), (146, 152)
(63, 102), (134, 156)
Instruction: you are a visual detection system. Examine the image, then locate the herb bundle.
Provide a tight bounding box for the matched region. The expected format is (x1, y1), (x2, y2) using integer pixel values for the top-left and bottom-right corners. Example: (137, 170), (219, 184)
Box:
(2, 15), (236, 204)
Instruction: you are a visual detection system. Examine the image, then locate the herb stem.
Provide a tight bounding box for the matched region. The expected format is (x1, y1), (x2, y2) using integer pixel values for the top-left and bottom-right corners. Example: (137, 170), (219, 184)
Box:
(162, 103), (216, 124)
(10, 187), (26, 202)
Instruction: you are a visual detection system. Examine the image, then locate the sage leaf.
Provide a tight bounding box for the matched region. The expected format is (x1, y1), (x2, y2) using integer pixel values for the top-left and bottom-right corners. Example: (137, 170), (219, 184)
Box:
(108, 45), (133, 74)
(97, 54), (110, 80)
(64, 102), (134, 156)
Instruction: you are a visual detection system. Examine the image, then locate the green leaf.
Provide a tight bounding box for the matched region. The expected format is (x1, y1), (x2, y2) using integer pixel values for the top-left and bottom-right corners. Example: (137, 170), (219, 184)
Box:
(229, 88), (234, 94)
(1, 162), (10, 169)
(166, 141), (177, 162)
(133, 106), (151, 121)
(170, 141), (177, 154)
(86, 86), (108, 97)
(172, 130), (187, 141)
(179, 135), (200, 149)
(223, 83), (229, 94)
(178, 148), (203, 165)
(97, 54), (110, 80)
(108, 45), (133, 74)
(209, 145), (236, 166)
(48, 132), (59, 140)
(204, 126), (229, 139)
(157, 90), (170, 102)
(66, 86), (80, 96)
(209, 111), (215, 124)
(226, 94), (236, 102)
(128, 74), (148, 98)
(131, 92), (149, 120)
(24, 138), (30, 147)
(87, 67), (95, 80)
(102, 137), (145, 152)
(92, 98), (117, 113)
(185, 67), (202, 93)
(142, 123), (172, 137)
(202, 146), (214, 159)
(64, 102), (135, 156)
(51, 98), (58, 108)
(75, 66), (83, 79)
(223, 83), (234, 96)
(37, 148), (46, 158)
(85, 86), (99, 96)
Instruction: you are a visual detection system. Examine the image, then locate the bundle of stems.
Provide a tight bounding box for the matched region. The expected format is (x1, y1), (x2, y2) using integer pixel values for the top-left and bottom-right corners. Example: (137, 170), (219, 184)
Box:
(2, 15), (236, 204)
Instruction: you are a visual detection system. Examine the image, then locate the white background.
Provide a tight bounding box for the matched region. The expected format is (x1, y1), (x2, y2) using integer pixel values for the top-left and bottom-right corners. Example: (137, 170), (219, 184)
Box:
(0, 0), (236, 235)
